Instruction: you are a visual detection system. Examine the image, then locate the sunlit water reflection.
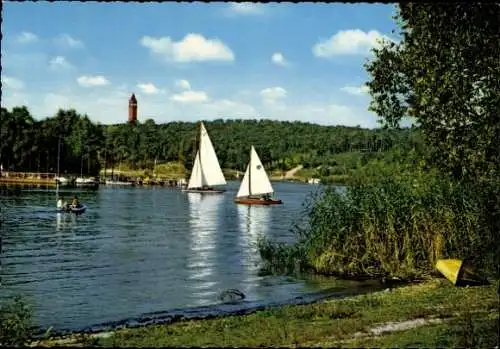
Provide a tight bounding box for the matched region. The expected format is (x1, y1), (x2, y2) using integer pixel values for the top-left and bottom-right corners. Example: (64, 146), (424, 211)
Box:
(0, 181), (376, 332)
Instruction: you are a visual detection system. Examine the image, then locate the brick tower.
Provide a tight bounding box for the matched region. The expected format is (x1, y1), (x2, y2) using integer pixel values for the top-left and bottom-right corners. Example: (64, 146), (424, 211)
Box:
(128, 93), (138, 124)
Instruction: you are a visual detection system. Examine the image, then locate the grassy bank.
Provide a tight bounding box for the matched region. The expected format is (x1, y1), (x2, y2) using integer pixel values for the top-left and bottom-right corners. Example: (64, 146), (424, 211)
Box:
(32, 279), (498, 347)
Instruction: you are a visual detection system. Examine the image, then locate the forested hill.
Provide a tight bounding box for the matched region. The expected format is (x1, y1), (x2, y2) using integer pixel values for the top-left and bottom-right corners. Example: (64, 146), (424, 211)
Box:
(1, 106), (423, 175)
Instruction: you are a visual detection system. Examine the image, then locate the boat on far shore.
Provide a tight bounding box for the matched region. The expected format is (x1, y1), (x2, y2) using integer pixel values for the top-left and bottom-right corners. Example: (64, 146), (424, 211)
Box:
(76, 177), (99, 188)
(105, 179), (134, 186)
(55, 176), (75, 187)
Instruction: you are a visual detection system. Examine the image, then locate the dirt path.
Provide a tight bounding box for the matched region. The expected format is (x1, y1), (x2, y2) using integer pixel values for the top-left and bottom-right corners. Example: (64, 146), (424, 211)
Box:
(284, 165), (303, 179)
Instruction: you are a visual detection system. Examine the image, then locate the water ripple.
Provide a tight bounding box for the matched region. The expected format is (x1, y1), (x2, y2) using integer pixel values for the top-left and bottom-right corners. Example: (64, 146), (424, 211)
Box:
(0, 182), (353, 332)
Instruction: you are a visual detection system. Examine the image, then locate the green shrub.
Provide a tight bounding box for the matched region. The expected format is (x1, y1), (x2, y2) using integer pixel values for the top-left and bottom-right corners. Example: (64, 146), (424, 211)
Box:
(0, 295), (35, 346)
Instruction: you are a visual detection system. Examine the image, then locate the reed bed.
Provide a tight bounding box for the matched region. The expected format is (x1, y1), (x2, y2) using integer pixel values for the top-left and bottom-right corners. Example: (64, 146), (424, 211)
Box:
(258, 171), (499, 280)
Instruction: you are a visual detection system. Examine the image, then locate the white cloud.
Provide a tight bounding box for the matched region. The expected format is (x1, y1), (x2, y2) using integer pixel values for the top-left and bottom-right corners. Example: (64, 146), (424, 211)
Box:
(1, 70), (385, 128)
(1, 84), (381, 127)
(49, 56), (73, 70)
(341, 84), (370, 96)
(260, 99), (377, 128)
(313, 29), (392, 57)
(140, 34), (235, 63)
(176, 79), (191, 90)
(137, 83), (164, 95)
(77, 75), (110, 87)
(227, 3), (265, 15)
(271, 52), (289, 67)
(171, 90), (209, 103)
(1, 76), (25, 90)
(1, 83), (259, 124)
(43, 93), (74, 111)
(260, 86), (287, 100)
(15, 31), (38, 44)
(55, 34), (85, 49)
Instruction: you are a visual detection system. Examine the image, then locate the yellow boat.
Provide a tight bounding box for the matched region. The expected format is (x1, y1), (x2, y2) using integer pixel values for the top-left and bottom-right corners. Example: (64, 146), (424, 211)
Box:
(436, 259), (489, 286)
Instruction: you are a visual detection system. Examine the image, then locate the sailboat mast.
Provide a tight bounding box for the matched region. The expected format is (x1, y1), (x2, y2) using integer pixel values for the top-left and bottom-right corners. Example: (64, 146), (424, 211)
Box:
(56, 136), (61, 198)
(57, 136), (61, 178)
(248, 148), (252, 196)
(198, 122), (202, 171)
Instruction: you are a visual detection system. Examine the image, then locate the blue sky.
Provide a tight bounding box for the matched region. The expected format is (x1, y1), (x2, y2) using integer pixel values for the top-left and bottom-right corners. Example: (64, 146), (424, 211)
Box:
(1, 2), (398, 127)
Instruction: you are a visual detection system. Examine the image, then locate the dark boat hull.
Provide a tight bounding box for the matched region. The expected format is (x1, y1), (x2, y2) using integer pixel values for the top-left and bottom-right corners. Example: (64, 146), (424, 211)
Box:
(182, 188), (226, 194)
(234, 197), (282, 205)
(57, 204), (87, 214)
(436, 259), (489, 287)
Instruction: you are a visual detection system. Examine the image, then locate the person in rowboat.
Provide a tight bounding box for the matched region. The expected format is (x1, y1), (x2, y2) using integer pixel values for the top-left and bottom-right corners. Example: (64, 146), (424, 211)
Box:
(57, 196), (69, 210)
(71, 195), (80, 208)
(57, 196), (63, 209)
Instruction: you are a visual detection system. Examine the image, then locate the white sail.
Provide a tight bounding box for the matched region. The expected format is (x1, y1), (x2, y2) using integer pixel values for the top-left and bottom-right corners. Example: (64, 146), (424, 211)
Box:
(236, 146), (274, 198)
(236, 165), (251, 197)
(199, 122), (226, 186)
(187, 151), (205, 189)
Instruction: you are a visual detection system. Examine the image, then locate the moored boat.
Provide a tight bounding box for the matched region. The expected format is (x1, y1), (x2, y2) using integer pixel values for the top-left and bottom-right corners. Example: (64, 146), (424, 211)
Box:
(76, 177), (99, 188)
(436, 259), (489, 286)
(234, 146), (282, 205)
(105, 179), (134, 186)
(55, 176), (74, 187)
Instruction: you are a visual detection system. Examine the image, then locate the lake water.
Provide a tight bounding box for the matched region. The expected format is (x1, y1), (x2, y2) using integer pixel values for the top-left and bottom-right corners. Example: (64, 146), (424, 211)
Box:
(0, 181), (377, 333)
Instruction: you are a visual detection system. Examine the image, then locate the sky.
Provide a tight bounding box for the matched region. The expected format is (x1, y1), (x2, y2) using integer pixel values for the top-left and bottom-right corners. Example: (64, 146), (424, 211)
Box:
(1, 2), (399, 128)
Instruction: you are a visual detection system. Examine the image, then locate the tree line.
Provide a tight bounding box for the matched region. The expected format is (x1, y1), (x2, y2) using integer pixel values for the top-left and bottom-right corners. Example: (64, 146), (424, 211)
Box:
(0, 105), (424, 176)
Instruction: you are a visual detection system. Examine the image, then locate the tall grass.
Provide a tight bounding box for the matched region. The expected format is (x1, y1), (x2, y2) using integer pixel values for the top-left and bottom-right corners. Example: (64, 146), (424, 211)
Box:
(258, 170), (499, 280)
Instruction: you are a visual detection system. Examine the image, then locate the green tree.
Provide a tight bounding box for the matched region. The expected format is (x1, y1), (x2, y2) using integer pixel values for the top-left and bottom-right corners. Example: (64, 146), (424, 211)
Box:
(1, 105), (426, 176)
(365, 3), (500, 182)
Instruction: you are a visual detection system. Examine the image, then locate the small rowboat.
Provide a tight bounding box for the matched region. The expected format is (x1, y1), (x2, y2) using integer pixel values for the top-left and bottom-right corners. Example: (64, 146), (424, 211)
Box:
(58, 204), (87, 214)
(70, 204), (87, 214)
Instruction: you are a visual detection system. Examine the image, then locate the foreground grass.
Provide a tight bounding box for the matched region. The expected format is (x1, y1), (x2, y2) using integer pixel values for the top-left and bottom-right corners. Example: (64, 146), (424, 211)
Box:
(35, 279), (498, 347)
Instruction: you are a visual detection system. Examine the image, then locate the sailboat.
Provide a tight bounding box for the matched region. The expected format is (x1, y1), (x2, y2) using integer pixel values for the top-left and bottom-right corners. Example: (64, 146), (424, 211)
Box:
(182, 122), (227, 194)
(76, 152), (99, 188)
(234, 146), (282, 205)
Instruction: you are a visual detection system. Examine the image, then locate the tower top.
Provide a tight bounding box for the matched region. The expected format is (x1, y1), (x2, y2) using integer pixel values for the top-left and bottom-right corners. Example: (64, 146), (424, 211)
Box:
(128, 93), (138, 124)
(129, 93), (137, 104)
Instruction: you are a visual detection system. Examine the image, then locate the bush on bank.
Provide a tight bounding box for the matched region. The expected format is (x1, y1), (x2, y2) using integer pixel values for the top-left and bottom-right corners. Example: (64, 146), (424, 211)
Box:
(258, 170), (499, 280)
(0, 295), (35, 346)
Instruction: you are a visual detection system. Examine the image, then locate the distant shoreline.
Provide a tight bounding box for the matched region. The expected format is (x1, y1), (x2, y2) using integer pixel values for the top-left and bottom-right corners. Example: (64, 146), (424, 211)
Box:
(0, 173), (317, 186)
